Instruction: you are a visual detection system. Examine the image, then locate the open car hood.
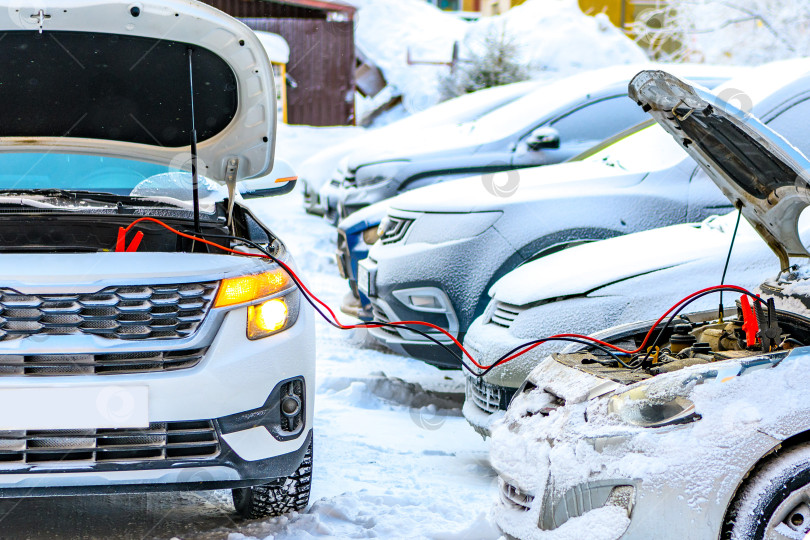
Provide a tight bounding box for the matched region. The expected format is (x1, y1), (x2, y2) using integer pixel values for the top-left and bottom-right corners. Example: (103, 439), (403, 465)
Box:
(0, 1), (276, 184)
(629, 70), (810, 270)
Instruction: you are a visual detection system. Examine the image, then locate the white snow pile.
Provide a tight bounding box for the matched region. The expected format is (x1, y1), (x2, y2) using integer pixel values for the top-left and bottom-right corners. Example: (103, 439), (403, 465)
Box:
(347, 0), (647, 121)
(463, 0), (648, 75)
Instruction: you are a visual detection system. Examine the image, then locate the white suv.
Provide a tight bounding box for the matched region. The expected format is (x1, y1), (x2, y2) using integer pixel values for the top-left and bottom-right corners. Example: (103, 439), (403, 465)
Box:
(0, 1), (314, 519)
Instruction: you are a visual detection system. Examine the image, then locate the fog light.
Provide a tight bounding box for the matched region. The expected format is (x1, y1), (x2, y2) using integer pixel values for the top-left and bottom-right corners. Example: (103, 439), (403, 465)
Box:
(281, 395), (301, 417)
(247, 298), (288, 339)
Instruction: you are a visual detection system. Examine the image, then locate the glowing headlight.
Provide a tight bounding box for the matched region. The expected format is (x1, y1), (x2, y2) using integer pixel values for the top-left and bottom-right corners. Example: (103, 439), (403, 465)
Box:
(214, 269), (298, 339)
(608, 385), (698, 428)
(248, 298), (289, 339)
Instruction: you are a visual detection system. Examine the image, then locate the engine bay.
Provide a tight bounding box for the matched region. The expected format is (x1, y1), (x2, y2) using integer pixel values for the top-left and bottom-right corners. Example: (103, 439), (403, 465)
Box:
(556, 301), (810, 385)
(0, 200), (281, 256)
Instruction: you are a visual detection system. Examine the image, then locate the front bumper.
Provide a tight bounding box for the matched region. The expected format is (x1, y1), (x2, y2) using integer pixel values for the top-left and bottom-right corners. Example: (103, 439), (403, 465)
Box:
(360, 225), (516, 366)
(0, 302), (316, 495)
(302, 179), (326, 216)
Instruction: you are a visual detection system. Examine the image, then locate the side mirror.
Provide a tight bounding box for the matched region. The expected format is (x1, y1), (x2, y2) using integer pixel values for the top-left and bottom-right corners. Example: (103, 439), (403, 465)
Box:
(238, 159), (298, 199)
(526, 127), (560, 151)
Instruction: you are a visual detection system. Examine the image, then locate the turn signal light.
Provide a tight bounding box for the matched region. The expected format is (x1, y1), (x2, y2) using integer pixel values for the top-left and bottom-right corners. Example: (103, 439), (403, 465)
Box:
(214, 270), (289, 308)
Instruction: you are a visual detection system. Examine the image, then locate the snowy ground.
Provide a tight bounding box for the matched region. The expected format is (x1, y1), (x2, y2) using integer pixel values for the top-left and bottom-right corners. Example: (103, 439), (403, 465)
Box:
(0, 126), (499, 539)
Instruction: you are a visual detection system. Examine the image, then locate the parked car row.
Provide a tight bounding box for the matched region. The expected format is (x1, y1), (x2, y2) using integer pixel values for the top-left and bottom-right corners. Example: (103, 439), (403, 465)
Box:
(491, 69), (810, 540)
(305, 57), (810, 538)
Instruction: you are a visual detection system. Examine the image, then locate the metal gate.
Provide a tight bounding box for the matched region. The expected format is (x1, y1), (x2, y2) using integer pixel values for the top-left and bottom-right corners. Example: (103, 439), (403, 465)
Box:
(242, 17), (355, 126)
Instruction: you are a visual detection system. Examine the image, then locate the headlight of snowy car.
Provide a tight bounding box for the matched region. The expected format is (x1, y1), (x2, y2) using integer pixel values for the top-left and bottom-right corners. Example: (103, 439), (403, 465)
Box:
(215, 269), (300, 339)
(608, 385), (699, 428)
(354, 161), (408, 187)
(362, 225), (381, 245)
(404, 211), (502, 245)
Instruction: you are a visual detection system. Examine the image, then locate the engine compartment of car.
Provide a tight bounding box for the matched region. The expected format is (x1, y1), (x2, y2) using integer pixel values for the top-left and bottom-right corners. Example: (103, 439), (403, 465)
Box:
(0, 201), (279, 256)
(557, 303), (810, 385)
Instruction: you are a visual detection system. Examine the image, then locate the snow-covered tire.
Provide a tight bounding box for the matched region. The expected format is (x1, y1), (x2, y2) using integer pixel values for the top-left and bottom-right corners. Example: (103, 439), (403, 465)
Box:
(232, 441), (313, 519)
(725, 443), (810, 539)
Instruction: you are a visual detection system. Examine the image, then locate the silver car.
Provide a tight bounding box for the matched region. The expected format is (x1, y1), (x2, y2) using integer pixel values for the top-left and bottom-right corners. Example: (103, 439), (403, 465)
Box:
(491, 70), (810, 540)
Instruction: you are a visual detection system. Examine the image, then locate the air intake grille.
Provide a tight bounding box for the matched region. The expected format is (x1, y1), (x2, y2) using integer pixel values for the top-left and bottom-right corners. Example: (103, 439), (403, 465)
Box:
(0, 421), (219, 464)
(467, 374), (505, 414)
(500, 478), (534, 512)
(0, 282), (218, 341)
(380, 216), (414, 245)
(0, 348), (207, 376)
(488, 301), (526, 329)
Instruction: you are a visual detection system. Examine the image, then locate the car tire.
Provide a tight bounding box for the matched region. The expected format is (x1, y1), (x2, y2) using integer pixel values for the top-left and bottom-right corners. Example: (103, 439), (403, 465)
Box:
(232, 441), (313, 519)
(725, 442), (810, 539)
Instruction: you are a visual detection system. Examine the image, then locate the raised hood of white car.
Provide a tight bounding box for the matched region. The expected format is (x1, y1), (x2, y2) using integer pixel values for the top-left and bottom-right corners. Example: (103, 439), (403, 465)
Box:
(0, 1), (276, 183)
(629, 70), (810, 271)
(388, 160), (644, 213)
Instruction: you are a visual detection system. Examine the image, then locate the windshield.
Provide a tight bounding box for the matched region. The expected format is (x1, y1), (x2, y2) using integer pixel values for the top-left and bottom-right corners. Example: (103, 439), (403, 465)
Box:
(585, 124), (687, 171)
(0, 153), (225, 206)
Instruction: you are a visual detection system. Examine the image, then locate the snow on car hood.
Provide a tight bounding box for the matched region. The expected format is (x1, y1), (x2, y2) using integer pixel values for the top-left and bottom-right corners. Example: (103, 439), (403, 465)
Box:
(388, 160), (644, 213)
(489, 213), (756, 306)
(0, 1), (276, 183)
(630, 70), (810, 270)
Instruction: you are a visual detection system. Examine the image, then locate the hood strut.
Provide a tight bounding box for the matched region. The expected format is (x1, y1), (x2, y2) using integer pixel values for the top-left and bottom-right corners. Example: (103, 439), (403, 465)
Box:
(187, 47), (201, 234)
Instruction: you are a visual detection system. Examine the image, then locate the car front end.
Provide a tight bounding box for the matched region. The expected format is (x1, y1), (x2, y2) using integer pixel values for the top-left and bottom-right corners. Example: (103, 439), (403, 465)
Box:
(0, 0), (315, 517)
(492, 309), (810, 540)
(0, 250), (314, 497)
(359, 207), (509, 367)
(335, 202), (388, 321)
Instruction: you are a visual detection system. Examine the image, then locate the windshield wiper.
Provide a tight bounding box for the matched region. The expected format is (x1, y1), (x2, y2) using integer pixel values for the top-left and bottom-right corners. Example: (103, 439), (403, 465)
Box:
(0, 189), (184, 208)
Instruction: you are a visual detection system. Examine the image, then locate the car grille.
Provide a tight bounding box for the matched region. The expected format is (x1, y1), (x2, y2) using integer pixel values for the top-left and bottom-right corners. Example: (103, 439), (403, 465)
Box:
(0, 348), (207, 376)
(466, 374), (505, 414)
(0, 282), (218, 341)
(370, 304), (400, 337)
(500, 478), (534, 512)
(488, 301), (526, 328)
(0, 420), (220, 465)
(380, 216), (414, 245)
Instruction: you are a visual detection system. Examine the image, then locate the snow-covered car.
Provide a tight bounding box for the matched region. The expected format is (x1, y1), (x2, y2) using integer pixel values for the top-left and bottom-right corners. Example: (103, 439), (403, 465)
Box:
(300, 81), (542, 218)
(0, 1), (314, 519)
(491, 70), (810, 540)
(322, 63), (745, 222)
(461, 212), (790, 435)
(358, 58), (810, 367)
(336, 120), (654, 322)
(335, 201), (389, 320)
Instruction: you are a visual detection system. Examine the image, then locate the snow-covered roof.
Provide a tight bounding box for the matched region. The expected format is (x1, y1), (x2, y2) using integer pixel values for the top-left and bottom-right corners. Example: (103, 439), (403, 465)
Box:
(254, 31), (290, 64)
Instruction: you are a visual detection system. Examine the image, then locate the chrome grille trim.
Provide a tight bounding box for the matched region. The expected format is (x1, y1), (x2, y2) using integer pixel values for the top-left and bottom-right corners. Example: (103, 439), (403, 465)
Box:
(0, 421), (220, 464)
(0, 282), (218, 341)
(380, 216), (414, 245)
(0, 347), (207, 376)
(466, 374), (504, 414)
(488, 301), (526, 329)
(500, 478), (534, 512)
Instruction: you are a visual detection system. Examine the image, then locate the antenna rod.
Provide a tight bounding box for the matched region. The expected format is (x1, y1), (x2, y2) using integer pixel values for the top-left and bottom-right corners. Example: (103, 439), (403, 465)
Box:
(187, 47), (201, 234)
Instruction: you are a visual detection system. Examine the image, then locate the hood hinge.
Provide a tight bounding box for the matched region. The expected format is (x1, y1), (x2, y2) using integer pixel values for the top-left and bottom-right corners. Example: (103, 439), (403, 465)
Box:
(225, 157), (239, 229)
